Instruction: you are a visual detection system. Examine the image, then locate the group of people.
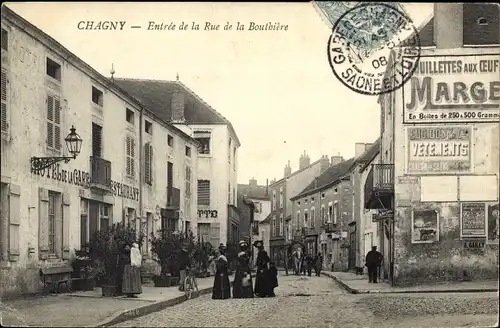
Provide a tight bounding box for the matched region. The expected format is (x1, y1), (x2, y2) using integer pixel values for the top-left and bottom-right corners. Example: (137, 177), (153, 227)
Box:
(290, 252), (324, 277)
(116, 243), (143, 297)
(212, 240), (278, 299)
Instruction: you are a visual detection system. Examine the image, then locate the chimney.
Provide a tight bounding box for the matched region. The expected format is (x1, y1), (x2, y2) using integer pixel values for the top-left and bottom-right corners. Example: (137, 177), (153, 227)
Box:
(355, 143), (368, 158)
(266, 179), (269, 197)
(284, 160), (292, 177)
(320, 155), (330, 173)
(365, 143), (373, 152)
(330, 155), (344, 167)
(249, 177), (257, 187)
(171, 87), (185, 122)
(299, 151), (311, 170)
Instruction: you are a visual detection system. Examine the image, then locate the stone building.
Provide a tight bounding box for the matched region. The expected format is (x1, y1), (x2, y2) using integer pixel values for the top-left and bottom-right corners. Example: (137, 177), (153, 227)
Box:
(0, 6), (201, 298)
(115, 78), (240, 248)
(268, 152), (329, 266)
(238, 178), (271, 245)
(366, 3), (499, 285)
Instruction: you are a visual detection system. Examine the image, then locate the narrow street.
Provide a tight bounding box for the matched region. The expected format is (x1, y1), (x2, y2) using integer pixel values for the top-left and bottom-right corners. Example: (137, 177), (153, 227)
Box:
(113, 274), (498, 328)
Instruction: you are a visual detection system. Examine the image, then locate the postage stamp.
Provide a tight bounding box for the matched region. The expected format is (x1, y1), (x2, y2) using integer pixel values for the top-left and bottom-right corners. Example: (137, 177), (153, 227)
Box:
(327, 3), (421, 96)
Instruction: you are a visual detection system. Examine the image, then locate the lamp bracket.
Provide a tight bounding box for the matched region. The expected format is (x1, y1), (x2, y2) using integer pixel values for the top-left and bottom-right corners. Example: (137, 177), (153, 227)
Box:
(31, 156), (73, 172)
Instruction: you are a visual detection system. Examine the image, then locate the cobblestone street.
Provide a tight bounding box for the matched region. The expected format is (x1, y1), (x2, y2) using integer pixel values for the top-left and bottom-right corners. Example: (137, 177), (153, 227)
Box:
(113, 274), (499, 328)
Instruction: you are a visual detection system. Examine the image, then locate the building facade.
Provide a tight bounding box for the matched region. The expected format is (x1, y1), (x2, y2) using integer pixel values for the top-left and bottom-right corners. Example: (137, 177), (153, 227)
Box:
(115, 78), (240, 248)
(268, 152), (328, 266)
(365, 3), (499, 286)
(0, 7), (200, 298)
(238, 178), (271, 245)
(291, 158), (355, 271)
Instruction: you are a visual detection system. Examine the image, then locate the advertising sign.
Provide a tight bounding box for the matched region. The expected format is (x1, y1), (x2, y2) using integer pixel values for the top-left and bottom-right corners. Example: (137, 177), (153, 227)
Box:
(406, 126), (472, 174)
(403, 54), (500, 124)
(460, 202), (486, 237)
(411, 209), (439, 244)
(487, 203), (499, 244)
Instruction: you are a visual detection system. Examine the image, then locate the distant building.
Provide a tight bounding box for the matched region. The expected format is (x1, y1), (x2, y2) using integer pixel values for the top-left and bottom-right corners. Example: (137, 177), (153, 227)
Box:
(238, 178), (271, 244)
(268, 151), (330, 266)
(116, 76), (240, 248)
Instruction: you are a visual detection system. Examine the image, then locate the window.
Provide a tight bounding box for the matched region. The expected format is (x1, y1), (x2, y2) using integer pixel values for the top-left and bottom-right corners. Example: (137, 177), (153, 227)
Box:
(194, 131), (211, 154)
(334, 188), (338, 193)
(463, 3), (499, 45)
(305, 199), (308, 205)
(321, 205), (326, 224)
(167, 135), (174, 147)
(328, 202), (333, 223)
(296, 211), (300, 227)
(233, 148), (236, 170)
(185, 146), (191, 157)
(198, 180), (210, 205)
(126, 136), (136, 178)
(272, 216), (277, 236)
(91, 86), (103, 106)
(144, 142), (154, 184)
(185, 166), (192, 199)
(1, 28), (7, 51)
(48, 191), (58, 255)
(100, 204), (111, 232)
(228, 182), (231, 204)
(46, 57), (61, 81)
(279, 214), (284, 236)
(145, 120), (153, 135)
(321, 193), (325, 199)
(254, 202), (262, 213)
(333, 201), (339, 224)
(125, 207), (136, 227)
(304, 210), (308, 227)
(228, 138), (232, 162)
(46, 94), (61, 151)
(311, 197), (315, 202)
(145, 212), (153, 254)
(297, 201), (300, 206)
(310, 207), (315, 228)
(91, 123), (102, 158)
(272, 191), (276, 210)
(80, 199), (88, 248)
(1, 69), (8, 133)
(279, 188), (283, 209)
(126, 108), (134, 125)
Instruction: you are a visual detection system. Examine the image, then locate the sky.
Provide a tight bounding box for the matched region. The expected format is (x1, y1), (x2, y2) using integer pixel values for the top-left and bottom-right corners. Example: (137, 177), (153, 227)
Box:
(5, 2), (433, 185)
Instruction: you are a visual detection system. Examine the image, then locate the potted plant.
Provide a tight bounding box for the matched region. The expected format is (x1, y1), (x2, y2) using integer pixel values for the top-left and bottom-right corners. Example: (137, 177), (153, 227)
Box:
(192, 240), (213, 278)
(89, 223), (144, 297)
(150, 229), (176, 287)
(71, 246), (96, 291)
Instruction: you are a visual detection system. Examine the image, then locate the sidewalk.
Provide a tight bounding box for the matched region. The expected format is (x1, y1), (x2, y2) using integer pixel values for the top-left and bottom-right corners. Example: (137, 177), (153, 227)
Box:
(323, 271), (499, 294)
(1, 276), (215, 327)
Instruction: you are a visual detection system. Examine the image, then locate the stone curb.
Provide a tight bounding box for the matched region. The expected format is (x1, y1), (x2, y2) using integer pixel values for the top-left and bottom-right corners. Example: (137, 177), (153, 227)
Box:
(91, 286), (214, 327)
(322, 272), (498, 294)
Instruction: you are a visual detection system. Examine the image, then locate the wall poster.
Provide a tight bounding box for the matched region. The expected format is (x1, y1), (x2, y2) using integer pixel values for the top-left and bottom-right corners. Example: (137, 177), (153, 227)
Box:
(460, 202), (487, 238)
(411, 209), (439, 244)
(487, 203), (499, 244)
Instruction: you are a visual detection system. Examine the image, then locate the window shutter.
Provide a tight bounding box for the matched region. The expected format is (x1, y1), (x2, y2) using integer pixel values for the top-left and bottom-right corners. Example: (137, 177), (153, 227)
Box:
(8, 184), (21, 262)
(54, 97), (61, 150)
(144, 143), (150, 183)
(122, 207), (127, 226)
(47, 95), (54, 148)
(126, 137), (131, 176)
(38, 188), (49, 260)
(1, 70), (7, 132)
(149, 144), (153, 183)
(131, 138), (135, 177)
(62, 192), (71, 259)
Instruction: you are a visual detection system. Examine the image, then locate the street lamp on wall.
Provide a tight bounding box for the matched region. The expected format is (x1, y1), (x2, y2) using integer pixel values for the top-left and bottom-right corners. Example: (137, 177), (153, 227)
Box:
(31, 126), (83, 172)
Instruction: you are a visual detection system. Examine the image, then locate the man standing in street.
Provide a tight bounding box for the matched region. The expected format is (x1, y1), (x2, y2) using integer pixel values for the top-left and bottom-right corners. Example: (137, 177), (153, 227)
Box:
(365, 246), (383, 283)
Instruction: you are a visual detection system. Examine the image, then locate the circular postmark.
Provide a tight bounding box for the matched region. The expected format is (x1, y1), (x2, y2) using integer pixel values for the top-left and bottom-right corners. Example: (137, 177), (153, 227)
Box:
(327, 3), (421, 96)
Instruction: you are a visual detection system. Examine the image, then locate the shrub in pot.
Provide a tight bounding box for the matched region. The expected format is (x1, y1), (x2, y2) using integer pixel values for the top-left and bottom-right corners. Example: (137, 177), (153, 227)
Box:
(88, 223), (144, 296)
(192, 240), (214, 278)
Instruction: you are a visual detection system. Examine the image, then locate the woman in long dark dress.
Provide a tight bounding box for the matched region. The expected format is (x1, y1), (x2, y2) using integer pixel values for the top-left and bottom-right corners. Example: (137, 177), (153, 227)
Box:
(232, 240), (254, 299)
(253, 240), (272, 297)
(212, 244), (231, 299)
(121, 243), (142, 297)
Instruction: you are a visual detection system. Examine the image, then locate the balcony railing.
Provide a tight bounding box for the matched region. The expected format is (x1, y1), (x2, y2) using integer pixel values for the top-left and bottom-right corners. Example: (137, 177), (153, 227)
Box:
(167, 187), (181, 209)
(364, 164), (394, 210)
(322, 222), (340, 233)
(90, 156), (111, 190)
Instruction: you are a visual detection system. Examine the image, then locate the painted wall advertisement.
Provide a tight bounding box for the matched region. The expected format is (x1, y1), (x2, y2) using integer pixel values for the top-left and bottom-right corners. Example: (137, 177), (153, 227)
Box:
(406, 126), (472, 174)
(403, 54), (500, 124)
(460, 203), (486, 238)
(411, 209), (439, 244)
(487, 203), (499, 244)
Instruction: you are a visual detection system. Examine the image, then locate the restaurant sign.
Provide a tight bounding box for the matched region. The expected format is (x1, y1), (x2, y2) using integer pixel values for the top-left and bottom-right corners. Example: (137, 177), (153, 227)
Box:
(32, 163), (139, 201)
(406, 126), (472, 174)
(403, 54), (500, 124)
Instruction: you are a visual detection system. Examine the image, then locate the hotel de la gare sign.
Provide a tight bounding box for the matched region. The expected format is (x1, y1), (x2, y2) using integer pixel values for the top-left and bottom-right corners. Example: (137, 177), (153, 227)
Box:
(31, 162), (139, 201)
